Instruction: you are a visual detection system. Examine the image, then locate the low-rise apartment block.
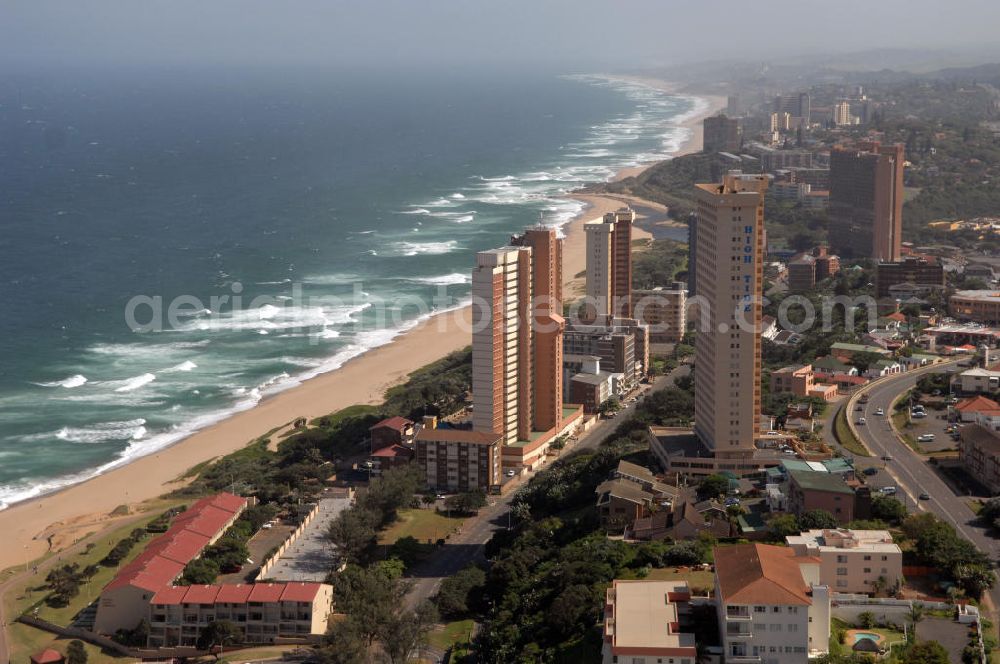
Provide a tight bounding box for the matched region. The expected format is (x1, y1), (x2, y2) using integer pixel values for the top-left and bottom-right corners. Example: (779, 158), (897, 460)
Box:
(715, 543), (830, 663)
(786, 469), (856, 524)
(786, 529), (902, 594)
(414, 425), (503, 493)
(602, 580), (696, 664)
(959, 424), (1000, 494)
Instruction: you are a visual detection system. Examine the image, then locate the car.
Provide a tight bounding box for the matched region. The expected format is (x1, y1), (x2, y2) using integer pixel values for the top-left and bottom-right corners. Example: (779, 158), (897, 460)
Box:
(765, 430), (780, 436)
(856, 417), (866, 425)
(882, 486), (897, 495)
(863, 467), (879, 476)
(918, 434), (936, 442)
(919, 493), (931, 501)
(435, 492), (446, 499)
(875, 408), (884, 416)
(856, 405), (864, 411)
(882, 455), (893, 462)
(932, 389), (942, 396)
(946, 397), (959, 404)
(261, 522), (273, 529)
(505, 469), (516, 477)
(911, 411), (927, 419)
(725, 497), (740, 506)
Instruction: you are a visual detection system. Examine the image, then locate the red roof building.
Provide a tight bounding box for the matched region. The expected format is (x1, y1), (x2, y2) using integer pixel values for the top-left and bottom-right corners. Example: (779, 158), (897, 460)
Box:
(279, 582), (324, 603)
(370, 416), (415, 452)
(30, 650), (65, 664)
(248, 583), (286, 603)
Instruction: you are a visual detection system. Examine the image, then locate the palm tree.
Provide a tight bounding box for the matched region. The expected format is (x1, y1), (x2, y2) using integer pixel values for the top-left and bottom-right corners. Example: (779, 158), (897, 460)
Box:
(870, 575), (887, 597)
(907, 602), (925, 643)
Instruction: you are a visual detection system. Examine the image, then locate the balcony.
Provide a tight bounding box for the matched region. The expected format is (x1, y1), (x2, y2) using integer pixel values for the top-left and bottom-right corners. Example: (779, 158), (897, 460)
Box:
(725, 624), (753, 638)
(725, 606), (752, 621)
(727, 657), (761, 663)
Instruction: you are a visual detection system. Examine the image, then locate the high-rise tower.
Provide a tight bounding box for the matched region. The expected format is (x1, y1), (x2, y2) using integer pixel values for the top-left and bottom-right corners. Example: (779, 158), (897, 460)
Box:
(584, 207), (634, 321)
(692, 174), (767, 459)
(829, 141), (904, 261)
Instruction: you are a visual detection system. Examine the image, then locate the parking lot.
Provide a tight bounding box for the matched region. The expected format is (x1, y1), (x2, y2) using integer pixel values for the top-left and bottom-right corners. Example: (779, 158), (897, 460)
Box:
(262, 495), (351, 582)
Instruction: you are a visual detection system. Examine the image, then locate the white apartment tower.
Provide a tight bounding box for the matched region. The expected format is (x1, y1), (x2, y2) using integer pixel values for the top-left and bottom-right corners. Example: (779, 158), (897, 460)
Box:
(693, 175), (768, 458)
(584, 207), (634, 321)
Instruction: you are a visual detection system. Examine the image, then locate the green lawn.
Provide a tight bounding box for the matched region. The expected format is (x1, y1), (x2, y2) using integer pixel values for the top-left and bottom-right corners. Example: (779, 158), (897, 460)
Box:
(377, 508), (465, 545)
(427, 618), (475, 651)
(642, 567), (715, 593)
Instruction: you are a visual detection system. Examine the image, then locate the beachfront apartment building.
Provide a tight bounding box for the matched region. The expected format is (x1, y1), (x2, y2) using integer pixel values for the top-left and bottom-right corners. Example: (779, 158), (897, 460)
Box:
(471, 228), (581, 471)
(693, 174), (767, 459)
(715, 543), (831, 663)
(601, 580), (696, 664)
(584, 207), (634, 321)
(786, 529), (903, 594)
(632, 284), (687, 343)
(413, 424), (503, 493)
(94, 493), (334, 647)
(147, 582), (333, 647)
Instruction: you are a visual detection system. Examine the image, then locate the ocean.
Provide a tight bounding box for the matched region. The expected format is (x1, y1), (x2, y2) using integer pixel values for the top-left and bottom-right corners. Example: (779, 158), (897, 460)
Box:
(0, 66), (700, 509)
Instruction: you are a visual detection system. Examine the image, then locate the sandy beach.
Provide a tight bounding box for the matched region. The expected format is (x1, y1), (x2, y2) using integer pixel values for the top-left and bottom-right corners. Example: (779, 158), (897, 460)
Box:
(0, 77), (721, 573)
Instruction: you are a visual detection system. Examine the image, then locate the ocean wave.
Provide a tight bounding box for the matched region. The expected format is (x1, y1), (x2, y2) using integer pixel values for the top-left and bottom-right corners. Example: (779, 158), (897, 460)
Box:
(391, 240), (458, 256)
(35, 374), (88, 389)
(113, 372), (157, 392)
(164, 361), (198, 372)
(19, 418), (149, 445)
(410, 273), (470, 285)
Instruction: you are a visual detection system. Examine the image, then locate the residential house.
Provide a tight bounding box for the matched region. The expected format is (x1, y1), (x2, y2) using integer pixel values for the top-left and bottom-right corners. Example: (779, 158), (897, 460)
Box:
(602, 580), (696, 664)
(953, 395), (1000, 423)
(769, 364), (838, 401)
(786, 529), (902, 594)
(865, 359), (902, 379)
(714, 543), (831, 663)
(761, 315), (779, 341)
(830, 342), (892, 363)
(956, 367), (1000, 395)
(786, 469), (855, 524)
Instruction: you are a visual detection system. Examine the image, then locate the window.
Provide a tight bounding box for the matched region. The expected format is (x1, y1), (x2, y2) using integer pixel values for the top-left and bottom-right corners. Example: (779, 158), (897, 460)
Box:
(863, 555), (872, 561)
(836, 554), (847, 563)
(772, 606), (782, 613)
(836, 567), (848, 575)
(863, 568), (871, 574)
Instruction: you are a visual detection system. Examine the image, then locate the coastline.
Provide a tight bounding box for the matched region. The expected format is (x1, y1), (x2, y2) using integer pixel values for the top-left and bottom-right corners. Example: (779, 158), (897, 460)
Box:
(0, 78), (723, 573)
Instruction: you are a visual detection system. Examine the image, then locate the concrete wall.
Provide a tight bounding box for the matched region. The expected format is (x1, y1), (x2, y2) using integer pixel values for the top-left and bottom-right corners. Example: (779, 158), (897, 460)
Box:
(257, 502), (322, 579)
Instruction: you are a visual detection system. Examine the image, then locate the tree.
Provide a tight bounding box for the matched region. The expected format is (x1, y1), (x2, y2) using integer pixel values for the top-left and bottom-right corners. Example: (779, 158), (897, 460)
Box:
(196, 620), (241, 655)
(445, 490), (487, 515)
(768, 514), (801, 539)
(388, 536), (422, 567)
(851, 351), (885, 373)
(798, 509), (839, 530)
(334, 564), (409, 648)
(698, 474), (729, 500)
(908, 603), (925, 642)
(327, 507), (380, 565)
(857, 611), (876, 629)
(181, 558), (220, 585)
(904, 640), (949, 664)
(319, 617), (368, 664)
(871, 495), (907, 525)
(377, 600), (439, 664)
(436, 565), (486, 617)
(66, 640), (88, 664)
(954, 563), (995, 599)
(598, 396), (622, 417)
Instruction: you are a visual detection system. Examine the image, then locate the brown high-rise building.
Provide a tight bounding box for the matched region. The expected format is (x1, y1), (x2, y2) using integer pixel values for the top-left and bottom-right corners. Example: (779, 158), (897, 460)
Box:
(703, 114), (742, 153)
(693, 174), (767, 459)
(829, 141), (905, 261)
(511, 227), (565, 432)
(472, 227), (567, 463)
(584, 207), (634, 320)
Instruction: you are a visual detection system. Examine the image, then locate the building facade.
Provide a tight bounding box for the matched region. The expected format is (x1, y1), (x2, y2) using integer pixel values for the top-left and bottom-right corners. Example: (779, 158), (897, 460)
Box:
(786, 469), (855, 524)
(632, 285), (687, 342)
(414, 426), (503, 493)
(703, 114), (742, 153)
(875, 257), (945, 298)
(584, 208), (634, 320)
(786, 529), (903, 594)
(959, 424), (1000, 494)
(950, 290), (1000, 324)
(829, 141), (905, 261)
(714, 543), (830, 663)
(693, 175), (767, 459)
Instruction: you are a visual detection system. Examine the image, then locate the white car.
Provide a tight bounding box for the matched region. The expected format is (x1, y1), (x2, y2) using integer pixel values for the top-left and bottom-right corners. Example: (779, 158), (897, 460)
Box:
(918, 434), (936, 442)
(881, 486), (897, 495)
(857, 417), (866, 425)
(875, 408), (884, 416)
(505, 469), (516, 477)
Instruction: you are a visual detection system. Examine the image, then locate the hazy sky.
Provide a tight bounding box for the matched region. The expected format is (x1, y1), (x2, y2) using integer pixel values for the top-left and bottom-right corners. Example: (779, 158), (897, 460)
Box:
(3, 0), (1000, 71)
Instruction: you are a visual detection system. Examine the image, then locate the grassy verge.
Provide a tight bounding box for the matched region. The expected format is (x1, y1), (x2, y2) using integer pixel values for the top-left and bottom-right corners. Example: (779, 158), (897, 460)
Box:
(642, 567), (715, 592)
(835, 405), (871, 457)
(427, 619), (475, 653)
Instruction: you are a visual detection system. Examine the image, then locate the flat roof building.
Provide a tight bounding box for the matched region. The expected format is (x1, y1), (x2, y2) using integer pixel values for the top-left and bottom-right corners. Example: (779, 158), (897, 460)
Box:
(829, 141), (905, 261)
(786, 529), (902, 594)
(414, 425), (503, 493)
(584, 208), (634, 321)
(602, 580), (696, 664)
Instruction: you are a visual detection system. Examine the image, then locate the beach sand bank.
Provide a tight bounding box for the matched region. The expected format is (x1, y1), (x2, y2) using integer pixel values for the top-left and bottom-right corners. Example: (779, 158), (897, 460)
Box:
(0, 79), (719, 572)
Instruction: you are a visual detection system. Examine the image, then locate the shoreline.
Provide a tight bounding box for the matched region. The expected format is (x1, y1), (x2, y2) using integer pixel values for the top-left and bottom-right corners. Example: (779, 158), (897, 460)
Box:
(0, 78), (724, 573)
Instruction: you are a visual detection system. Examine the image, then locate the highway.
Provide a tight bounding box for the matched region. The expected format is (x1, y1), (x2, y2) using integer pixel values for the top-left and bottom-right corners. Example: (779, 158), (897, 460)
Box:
(844, 361), (1000, 608)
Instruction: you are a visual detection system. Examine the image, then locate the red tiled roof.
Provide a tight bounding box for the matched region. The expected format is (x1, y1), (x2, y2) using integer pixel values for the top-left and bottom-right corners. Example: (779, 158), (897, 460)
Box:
(714, 544), (814, 606)
(105, 554), (185, 593)
(956, 395), (1000, 413)
(371, 416), (413, 432)
(182, 585), (222, 605)
(31, 650), (64, 664)
(216, 584), (254, 603)
(209, 492), (250, 514)
(280, 583), (323, 602)
(248, 583), (286, 603)
(415, 428), (502, 445)
(371, 444), (413, 459)
(145, 528), (212, 565)
(150, 585), (190, 606)
(172, 504), (238, 538)
(885, 312), (907, 322)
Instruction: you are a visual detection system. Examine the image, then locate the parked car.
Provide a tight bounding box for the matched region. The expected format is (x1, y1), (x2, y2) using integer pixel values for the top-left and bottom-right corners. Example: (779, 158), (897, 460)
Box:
(862, 467), (879, 476)
(918, 434), (936, 442)
(505, 469), (516, 477)
(875, 408), (884, 416)
(919, 493), (931, 501)
(911, 411), (927, 419)
(857, 417), (867, 425)
(882, 455), (893, 462)
(882, 486), (897, 495)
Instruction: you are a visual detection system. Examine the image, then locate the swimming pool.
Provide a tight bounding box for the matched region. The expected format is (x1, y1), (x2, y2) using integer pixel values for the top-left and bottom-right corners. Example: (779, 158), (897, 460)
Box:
(854, 632), (880, 644)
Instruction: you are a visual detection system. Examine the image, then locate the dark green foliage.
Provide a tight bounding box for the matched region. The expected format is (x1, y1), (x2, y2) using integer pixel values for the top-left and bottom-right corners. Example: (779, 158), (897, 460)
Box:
(436, 565), (487, 618)
(870, 495), (907, 525)
(66, 640), (87, 664)
(44, 563), (98, 608)
(181, 558), (220, 585)
(196, 619), (241, 652)
(901, 640), (951, 664)
(444, 490), (487, 515)
(113, 619), (149, 648)
(697, 474), (729, 500)
(99, 528), (147, 567)
(797, 509), (839, 530)
(632, 239), (688, 289)
(902, 512), (995, 598)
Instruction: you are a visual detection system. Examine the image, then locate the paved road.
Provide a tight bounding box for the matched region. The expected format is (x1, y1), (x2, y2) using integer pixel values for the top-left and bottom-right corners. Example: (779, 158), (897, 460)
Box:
(401, 368), (688, 610)
(847, 362), (1000, 609)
